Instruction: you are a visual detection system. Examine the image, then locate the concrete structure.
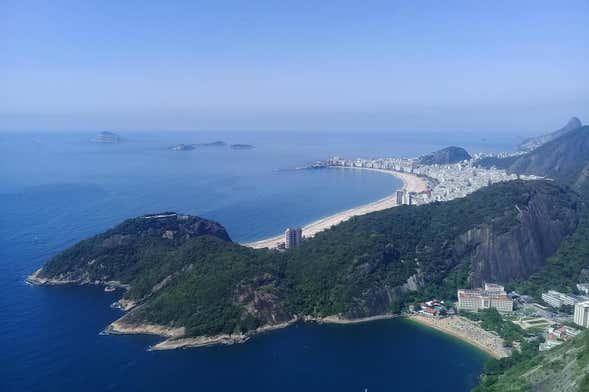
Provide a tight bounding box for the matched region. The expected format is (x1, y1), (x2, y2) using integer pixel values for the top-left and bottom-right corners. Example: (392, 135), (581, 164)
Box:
(577, 283), (589, 295)
(574, 301), (589, 328)
(396, 190), (405, 205)
(541, 290), (582, 308)
(284, 227), (302, 249)
(457, 283), (513, 313)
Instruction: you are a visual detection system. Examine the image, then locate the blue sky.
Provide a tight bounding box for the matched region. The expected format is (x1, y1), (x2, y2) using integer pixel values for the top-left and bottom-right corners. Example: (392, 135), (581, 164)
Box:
(1, 1), (588, 132)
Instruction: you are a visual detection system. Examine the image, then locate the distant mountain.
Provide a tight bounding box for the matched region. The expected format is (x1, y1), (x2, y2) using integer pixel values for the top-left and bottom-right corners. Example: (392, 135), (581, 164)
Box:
(478, 125), (589, 187)
(91, 131), (121, 143)
(518, 117), (582, 152)
(510, 125), (589, 185)
(418, 146), (471, 165)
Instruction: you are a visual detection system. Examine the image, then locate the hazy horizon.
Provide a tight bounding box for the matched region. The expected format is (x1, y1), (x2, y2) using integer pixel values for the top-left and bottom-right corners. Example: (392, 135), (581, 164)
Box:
(2, 1), (588, 132)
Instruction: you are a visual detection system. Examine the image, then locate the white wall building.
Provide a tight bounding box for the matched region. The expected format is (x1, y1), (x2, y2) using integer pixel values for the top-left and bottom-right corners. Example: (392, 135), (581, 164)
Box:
(457, 284), (513, 313)
(574, 301), (589, 328)
(541, 290), (583, 308)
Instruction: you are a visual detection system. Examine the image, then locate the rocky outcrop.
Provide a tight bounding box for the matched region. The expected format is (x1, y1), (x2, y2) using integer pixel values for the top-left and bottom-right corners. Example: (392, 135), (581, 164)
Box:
(234, 273), (293, 325)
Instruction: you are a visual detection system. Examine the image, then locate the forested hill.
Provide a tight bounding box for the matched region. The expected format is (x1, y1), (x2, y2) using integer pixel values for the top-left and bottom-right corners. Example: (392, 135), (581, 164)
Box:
(477, 125), (589, 188)
(418, 146), (472, 165)
(473, 329), (589, 392)
(31, 180), (581, 339)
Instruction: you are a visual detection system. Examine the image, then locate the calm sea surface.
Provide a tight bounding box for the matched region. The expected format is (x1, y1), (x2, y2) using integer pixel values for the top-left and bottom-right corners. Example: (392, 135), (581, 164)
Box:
(0, 130), (519, 391)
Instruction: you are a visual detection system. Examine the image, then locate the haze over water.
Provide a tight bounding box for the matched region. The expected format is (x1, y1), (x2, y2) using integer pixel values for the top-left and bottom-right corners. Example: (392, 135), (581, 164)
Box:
(0, 130), (516, 391)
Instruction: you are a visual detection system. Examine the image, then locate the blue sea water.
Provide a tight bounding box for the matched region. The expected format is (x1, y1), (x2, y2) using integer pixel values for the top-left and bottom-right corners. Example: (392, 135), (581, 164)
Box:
(0, 130), (519, 391)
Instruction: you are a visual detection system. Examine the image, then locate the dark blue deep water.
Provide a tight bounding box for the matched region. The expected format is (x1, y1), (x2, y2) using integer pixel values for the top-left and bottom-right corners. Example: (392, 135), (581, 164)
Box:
(0, 130), (519, 391)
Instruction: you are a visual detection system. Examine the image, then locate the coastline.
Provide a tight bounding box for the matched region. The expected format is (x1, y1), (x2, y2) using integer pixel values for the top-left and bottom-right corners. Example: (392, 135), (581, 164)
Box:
(406, 314), (510, 359)
(244, 167), (428, 249)
(107, 312), (509, 357)
(107, 313), (400, 351)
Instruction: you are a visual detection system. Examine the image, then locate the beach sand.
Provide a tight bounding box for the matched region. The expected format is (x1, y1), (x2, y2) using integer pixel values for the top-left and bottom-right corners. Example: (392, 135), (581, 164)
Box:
(244, 168), (428, 249)
(407, 314), (510, 359)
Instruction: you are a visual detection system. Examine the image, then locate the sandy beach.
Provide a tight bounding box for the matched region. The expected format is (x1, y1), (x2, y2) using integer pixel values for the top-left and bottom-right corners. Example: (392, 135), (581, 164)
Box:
(407, 314), (510, 359)
(244, 167), (428, 249)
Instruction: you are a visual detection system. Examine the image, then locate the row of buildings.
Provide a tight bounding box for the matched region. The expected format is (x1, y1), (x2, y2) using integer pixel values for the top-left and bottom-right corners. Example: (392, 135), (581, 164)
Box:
(540, 289), (589, 329)
(322, 156), (540, 204)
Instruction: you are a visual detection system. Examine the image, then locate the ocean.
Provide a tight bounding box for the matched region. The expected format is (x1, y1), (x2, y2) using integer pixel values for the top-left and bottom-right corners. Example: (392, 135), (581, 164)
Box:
(0, 130), (520, 391)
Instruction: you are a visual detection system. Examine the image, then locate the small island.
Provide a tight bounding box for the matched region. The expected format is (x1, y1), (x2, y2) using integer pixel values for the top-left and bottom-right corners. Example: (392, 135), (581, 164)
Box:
(169, 144), (195, 151)
(195, 141), (226, 147)
(91, 131), (122, 143)
(169, 141), (229, 151)
(230, 144), (254, 150)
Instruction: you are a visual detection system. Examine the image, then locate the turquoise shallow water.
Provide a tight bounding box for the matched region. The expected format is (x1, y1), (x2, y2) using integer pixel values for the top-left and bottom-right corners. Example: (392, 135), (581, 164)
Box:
(0, 130), (517, 391)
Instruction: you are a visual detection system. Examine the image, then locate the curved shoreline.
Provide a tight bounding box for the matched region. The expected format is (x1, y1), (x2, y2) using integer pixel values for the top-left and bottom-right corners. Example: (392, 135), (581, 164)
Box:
(244, 167), (428, 249)
(406, 314), (510, 359)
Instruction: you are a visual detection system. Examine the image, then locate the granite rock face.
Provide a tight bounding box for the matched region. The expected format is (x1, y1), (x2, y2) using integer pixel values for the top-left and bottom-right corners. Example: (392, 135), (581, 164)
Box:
(454, 188), (579, 284)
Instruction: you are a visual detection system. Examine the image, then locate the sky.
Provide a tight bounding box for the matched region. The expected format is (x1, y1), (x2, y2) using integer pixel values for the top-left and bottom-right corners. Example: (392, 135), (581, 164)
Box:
(1, 0), (588, 133)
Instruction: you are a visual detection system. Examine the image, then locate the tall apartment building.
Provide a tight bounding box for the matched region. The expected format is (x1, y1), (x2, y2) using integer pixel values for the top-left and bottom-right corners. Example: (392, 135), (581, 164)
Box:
(396, 190), (405, 205)
(457, 283), (513, 313)
(574, 301), (589, 328)
(284, 227), (302, 249)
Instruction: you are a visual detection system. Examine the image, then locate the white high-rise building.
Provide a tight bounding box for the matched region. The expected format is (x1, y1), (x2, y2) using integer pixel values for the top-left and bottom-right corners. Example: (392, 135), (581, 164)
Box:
(574, 301), (589, 328)
(284, 228), (302, 249)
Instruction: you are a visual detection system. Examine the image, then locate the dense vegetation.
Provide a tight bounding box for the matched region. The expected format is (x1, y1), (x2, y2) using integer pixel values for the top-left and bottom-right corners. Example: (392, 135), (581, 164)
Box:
(35, 180), (580, 338)
(473, 329), (589, 392)
(461, 309), (526, 346)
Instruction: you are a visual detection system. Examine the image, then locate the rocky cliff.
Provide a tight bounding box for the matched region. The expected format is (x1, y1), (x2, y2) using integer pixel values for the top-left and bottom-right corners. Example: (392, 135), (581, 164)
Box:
(454, 185), (579, 284)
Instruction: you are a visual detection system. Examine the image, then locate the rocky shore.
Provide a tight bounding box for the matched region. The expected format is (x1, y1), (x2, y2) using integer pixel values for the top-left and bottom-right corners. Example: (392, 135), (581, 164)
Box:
(98, 312), (400, 351)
